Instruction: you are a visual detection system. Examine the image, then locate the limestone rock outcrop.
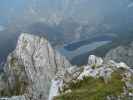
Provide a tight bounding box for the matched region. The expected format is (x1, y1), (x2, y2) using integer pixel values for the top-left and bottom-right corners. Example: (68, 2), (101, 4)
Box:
(50, 55), (133, 100)
(3, 33), (71, 100)
(105, 42), (133, 67)
(88, 55), (103, 67)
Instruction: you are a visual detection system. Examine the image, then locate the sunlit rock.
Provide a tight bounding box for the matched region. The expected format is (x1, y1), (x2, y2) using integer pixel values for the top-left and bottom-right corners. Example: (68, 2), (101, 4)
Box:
(88, 55), (103, 67)
(4, 33), (71, 100)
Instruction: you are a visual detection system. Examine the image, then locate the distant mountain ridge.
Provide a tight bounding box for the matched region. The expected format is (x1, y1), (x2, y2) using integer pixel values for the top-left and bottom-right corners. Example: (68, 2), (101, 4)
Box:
(105, 41), (133, 67)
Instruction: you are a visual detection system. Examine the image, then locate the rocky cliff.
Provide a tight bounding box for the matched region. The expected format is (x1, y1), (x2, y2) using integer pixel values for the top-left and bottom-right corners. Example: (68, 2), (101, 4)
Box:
(0, 34), (133, 100)
(0, 33), (71, 100)
(105, 42), (133, 67)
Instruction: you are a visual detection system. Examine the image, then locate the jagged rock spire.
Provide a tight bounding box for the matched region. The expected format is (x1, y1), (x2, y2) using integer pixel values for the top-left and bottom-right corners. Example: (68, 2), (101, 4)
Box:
(88, 55), (103, 67)
(4, 33), (71, 100)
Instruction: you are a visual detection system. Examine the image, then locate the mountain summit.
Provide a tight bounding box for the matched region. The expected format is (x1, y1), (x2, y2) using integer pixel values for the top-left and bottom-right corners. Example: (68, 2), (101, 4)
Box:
(0, 33), (71, 100)
(0, 34), (133, 100)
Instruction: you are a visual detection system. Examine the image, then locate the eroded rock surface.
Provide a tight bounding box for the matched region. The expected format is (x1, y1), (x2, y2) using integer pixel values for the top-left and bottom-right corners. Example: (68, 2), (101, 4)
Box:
(105, 42), (133, 67)
(3, 33), (71, 100)
(51, 55), (133, 100)
(0, 34), (133, 100)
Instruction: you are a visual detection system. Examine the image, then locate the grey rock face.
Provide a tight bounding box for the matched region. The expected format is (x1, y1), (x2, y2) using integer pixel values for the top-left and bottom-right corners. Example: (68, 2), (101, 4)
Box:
(4, 33), (71, 100)
(105, 42), (133, 67)
(1, 33), (133, 100)
(88, 55), (103, 67)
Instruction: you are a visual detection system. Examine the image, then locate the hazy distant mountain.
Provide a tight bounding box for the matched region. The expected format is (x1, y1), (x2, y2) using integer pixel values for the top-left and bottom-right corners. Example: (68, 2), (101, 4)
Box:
(0, 0), (132, 26)
(0, 0), (133, 64)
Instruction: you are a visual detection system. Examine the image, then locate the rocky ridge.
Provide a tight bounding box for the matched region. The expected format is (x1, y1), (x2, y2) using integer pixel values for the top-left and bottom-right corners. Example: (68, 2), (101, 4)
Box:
(0, 33), (71, 100)
(105, 41), (133, 67)
(50, 55), (133, 100)
(0, 34), (132, 100)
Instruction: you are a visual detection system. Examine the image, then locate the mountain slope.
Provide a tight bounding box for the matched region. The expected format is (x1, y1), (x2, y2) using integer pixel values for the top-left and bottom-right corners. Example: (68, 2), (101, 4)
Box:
(0, 34), (133, 100)
(50, 55), (133, 100)
(105, 41), (133, 67)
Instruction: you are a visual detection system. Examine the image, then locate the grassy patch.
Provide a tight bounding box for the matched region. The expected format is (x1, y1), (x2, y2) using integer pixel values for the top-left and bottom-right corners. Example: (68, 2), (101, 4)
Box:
(91, 64), (97, 69)
(54, 71), (124, 100)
